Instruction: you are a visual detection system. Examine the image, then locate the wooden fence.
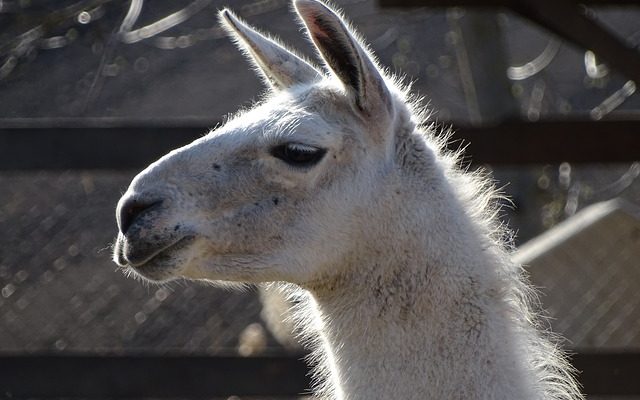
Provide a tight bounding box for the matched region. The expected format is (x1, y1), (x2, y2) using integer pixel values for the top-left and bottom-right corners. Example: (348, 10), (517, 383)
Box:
(1, 351), (640, 397)
(1, 118), (639, 170)
(1, 117), (639, 397)
(2, 0), (640, 397)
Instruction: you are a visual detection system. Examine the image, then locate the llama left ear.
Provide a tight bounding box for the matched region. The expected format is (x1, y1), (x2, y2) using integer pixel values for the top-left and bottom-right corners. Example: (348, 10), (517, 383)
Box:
(220, 9), (322, 90)
(295, 0), (393, 123)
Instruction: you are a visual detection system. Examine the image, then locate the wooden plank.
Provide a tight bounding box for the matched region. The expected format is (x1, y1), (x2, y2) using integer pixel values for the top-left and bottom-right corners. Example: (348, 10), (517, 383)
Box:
(380, 0), (640, 7)
(446, 10), (518, 124)
(0, 126), (204, 170)
(0, 354), (311, 398)
(451, 119), (640, 165)
(572, 351), (640, 396)
(0, 119), (638, 170)
(0, 352), (638, 397)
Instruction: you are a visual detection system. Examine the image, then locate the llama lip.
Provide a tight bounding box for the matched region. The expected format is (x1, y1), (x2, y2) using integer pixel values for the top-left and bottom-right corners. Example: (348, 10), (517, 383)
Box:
(120, 235), (194, 269)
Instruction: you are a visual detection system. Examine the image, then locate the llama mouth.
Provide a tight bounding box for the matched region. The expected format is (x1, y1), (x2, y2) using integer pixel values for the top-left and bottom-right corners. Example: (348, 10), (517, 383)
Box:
(118, 235), (194, 269)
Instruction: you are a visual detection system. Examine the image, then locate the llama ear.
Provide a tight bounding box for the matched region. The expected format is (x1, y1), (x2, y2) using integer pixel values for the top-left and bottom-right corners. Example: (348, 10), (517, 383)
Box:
(220, 9), (322, 90)
(294, 0), (393, 121)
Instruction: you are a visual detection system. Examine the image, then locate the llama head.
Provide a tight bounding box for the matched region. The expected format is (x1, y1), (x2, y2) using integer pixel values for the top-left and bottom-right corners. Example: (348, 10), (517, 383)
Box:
(113, 0), (420, 284)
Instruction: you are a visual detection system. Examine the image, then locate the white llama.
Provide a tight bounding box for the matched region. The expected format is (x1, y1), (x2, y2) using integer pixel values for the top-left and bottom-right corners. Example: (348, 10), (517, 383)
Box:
(113, 1), (583, 399)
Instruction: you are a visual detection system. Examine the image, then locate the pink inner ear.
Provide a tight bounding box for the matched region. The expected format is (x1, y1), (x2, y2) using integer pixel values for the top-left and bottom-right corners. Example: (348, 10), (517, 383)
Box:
(297, 2), (333, 40)
(307, 15), (331, 39)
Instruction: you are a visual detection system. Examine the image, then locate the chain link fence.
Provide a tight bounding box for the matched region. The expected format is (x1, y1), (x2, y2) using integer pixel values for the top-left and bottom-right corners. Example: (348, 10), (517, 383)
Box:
(0, 171), (284, 356)
(1, 166), (638, 354)
(2, 0), (640, 398)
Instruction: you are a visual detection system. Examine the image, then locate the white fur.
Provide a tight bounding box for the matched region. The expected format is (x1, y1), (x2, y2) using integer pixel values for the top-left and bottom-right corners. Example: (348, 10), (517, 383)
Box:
(113, 1), (584, 399)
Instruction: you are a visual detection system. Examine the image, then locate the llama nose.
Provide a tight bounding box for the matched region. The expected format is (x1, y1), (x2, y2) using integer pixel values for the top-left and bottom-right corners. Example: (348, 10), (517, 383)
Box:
(118, 197), (162, 234)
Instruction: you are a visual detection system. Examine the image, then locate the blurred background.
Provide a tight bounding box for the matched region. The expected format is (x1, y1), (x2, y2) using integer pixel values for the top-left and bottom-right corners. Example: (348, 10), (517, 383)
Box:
(0, 0), (639, 398)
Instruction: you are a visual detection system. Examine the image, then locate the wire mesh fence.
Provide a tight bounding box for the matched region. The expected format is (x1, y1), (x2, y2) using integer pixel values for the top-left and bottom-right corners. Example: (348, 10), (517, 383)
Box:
(0, 171), (284, 355)
(1, 0), (640, 398)
(0, 166), (639, 399)
(515, 197), (640, 349)
(1, 1), (639, 122)
(1, 165), (638, 355)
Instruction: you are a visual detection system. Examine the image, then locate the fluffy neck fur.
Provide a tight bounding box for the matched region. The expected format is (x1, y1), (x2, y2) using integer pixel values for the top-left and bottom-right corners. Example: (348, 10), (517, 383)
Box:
(286, 120), (581, 400)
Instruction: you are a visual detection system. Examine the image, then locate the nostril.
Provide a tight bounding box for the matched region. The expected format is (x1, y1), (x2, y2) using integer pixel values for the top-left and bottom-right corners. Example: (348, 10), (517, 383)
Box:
(118, 198), (163, 234)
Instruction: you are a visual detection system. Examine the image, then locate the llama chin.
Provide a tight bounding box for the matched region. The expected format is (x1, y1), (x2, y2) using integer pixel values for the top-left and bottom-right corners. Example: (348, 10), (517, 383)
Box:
(113, 1), (584, 399)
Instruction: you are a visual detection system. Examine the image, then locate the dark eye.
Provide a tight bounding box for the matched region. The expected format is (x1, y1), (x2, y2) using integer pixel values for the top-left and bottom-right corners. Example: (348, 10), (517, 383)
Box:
(271, 143), (327, 167)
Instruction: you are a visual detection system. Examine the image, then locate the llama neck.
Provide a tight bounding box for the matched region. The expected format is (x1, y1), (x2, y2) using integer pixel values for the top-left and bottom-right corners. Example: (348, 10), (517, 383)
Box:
(301, 188), (540, 400)
(305, 256), (538, 400)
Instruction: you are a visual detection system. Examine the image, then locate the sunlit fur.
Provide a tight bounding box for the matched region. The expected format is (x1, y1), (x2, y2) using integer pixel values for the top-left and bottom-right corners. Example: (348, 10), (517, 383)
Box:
(113, 1), (583, 399)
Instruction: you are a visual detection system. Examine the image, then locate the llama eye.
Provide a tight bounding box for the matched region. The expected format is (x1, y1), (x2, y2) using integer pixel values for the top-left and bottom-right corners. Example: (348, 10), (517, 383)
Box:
(270, 143), (327, 167)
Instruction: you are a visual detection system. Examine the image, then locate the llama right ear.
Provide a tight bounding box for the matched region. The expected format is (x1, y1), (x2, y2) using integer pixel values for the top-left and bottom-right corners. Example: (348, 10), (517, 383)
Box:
(220, 9), (322, 90)
(294, 0), (393, 125)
